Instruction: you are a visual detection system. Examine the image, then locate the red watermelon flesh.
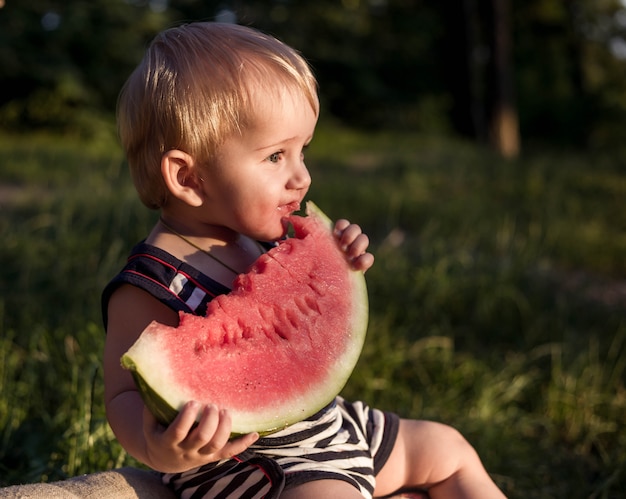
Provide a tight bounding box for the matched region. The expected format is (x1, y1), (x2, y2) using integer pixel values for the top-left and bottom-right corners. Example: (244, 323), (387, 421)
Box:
(121, 202), (369, 435)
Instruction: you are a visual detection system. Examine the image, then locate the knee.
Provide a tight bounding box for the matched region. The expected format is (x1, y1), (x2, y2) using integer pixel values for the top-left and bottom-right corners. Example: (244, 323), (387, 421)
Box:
(439, 424), (479, 459)
(402, 419), (481, 465)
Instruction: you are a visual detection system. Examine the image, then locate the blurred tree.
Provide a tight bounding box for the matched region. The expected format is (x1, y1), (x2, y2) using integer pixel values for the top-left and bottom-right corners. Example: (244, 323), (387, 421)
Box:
(414, 0), (521, 157)
(489, 0), (520, 158)
(512, 0), (626, 147)
(0, 0), (168, 135)
(225, 0), (449, 131)
(1, 0), (625, 149)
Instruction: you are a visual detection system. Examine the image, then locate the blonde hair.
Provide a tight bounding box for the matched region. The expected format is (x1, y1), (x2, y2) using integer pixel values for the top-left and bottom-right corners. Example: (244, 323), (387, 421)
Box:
(117, 22), (319, 209)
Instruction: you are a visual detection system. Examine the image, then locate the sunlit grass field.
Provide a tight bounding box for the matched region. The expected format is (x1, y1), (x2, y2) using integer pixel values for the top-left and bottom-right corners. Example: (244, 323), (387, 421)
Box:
(0, 125), (624, 497)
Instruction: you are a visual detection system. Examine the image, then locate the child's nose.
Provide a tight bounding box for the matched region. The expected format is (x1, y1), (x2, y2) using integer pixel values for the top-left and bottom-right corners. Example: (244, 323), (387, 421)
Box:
(288, 162), (311, 190)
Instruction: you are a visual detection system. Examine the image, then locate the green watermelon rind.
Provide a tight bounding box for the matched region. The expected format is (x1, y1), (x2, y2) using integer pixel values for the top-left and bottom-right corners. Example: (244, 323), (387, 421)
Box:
(121, 356), (179, 426)
(121, 201), (368, 435)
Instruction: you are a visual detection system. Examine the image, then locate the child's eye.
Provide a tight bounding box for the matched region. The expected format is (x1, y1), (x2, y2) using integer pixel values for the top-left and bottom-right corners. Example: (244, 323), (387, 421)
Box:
(267, 151), (283, 163)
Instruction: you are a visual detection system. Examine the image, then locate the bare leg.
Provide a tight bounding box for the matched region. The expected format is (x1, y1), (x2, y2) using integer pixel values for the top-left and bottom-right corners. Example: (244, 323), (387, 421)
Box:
(280, 479), (366, 498)
(374, 419), (506, 499)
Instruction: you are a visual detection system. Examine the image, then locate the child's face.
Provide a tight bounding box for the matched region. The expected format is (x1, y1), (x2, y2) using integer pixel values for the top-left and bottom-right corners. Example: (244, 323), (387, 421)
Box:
(201, 90), (317, 241)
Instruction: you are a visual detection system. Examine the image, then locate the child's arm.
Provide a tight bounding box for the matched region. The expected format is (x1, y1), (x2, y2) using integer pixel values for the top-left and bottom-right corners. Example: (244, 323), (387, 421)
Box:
(104, 284), (258, 473)
(333, 219), (375, 272)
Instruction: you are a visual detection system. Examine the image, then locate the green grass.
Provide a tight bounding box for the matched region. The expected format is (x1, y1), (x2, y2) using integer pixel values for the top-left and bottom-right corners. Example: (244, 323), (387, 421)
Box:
(0, 125), (624, 497)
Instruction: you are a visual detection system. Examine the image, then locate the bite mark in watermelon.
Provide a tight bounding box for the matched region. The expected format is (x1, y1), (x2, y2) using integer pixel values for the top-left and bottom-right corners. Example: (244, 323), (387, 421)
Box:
(121, 202), (369, 435)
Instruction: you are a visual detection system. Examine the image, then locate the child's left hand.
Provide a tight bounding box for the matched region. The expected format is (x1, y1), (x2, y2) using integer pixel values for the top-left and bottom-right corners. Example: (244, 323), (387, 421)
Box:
(334, 219), (375, 272)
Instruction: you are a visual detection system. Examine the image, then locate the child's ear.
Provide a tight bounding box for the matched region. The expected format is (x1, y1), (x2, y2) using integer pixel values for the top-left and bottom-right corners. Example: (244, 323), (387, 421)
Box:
(161, 149), (204, 207)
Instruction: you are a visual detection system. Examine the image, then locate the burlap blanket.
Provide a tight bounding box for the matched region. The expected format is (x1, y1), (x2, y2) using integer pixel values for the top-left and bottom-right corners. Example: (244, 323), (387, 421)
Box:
(0, 468), (174, 499)
(0, 467), (427, 498)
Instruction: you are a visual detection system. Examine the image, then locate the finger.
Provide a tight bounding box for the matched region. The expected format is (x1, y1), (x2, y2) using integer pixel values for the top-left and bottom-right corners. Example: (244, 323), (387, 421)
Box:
(167, 401), (201, 443)
(346, 233), (370, 258)
(338, 224), (364, 250)
(220, 431), (260, 458)
(197, 409), (233, 455)
(333, 219), (350, 235)
(351, 252), (375, 272)
(188, 404), (220, 447)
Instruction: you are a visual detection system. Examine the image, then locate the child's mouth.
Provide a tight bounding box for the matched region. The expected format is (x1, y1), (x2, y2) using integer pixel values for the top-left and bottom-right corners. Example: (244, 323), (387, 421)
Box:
(279, 201), (301, 215)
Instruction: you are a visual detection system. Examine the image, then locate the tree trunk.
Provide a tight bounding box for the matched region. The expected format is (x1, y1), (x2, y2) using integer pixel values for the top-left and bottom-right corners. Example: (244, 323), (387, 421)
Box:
(489, 0), (520, 158)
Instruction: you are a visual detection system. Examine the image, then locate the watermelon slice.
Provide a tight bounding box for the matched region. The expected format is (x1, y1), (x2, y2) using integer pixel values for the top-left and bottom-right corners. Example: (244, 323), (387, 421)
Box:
(121, 202), (368, 435)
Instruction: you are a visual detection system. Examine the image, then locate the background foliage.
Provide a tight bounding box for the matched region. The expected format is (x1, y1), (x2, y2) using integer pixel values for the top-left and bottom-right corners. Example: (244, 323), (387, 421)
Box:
(1, 126), (625, 497)
(2, 0), (626, 149)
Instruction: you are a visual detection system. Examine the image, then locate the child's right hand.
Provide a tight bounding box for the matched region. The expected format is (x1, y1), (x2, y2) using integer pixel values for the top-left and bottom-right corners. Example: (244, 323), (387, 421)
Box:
(141, 401), (259, 473)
